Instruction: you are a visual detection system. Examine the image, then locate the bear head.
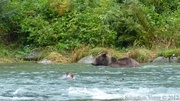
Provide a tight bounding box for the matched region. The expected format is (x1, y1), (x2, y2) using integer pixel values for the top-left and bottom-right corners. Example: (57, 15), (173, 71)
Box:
(91, 53), (110, 66)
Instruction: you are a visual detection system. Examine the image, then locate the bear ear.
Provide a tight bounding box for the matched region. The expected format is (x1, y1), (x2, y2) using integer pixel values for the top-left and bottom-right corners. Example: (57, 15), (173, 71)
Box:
(97, 52), (101, 55)
(101, 53), (107, 58)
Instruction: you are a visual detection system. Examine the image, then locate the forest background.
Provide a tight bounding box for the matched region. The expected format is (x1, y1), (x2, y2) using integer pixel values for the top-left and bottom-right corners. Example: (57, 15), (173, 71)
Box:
(0, 0), (180, 63)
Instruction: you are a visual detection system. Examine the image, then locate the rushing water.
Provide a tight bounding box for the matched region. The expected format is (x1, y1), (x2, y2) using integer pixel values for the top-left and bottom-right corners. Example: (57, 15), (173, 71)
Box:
(0, 63), (180, 101)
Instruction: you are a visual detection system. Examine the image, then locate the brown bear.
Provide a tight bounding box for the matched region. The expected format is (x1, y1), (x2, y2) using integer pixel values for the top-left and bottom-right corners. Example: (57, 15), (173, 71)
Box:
(91, 53), (140, 68)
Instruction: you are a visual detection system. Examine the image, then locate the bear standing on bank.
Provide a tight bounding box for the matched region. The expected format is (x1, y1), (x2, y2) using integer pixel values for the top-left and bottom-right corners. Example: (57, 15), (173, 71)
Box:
(91, 53), (140, 68)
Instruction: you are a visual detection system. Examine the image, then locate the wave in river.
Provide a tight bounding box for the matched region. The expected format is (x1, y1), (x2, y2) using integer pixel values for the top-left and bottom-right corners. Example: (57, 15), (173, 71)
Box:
(0, 96), (34, 101)
(67, 87), (180, 100)
(67, 87), (121, 99)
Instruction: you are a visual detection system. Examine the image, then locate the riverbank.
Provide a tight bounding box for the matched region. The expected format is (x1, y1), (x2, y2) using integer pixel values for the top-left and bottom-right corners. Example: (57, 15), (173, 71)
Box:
(0, 44), (180, 64)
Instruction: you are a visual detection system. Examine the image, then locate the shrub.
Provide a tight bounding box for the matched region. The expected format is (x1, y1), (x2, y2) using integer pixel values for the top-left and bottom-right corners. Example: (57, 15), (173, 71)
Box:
(18, 0), (117, 50)
(1, 0), (180, 51)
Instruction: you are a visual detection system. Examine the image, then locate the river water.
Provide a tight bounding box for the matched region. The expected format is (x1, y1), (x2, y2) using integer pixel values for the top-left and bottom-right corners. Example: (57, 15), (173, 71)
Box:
(0, 63), (180, 101)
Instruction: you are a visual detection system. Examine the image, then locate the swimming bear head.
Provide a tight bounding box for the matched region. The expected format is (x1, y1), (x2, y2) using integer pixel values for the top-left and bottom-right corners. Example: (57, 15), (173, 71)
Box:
(62, 72), (75, 80)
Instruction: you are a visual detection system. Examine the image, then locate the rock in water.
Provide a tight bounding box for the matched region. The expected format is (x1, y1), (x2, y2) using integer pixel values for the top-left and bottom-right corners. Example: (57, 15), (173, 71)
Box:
(24, 48), (47, 61)
(152, 56), (180, 63)
(152, 57), (169, 63)
(78, 55), (94, 64)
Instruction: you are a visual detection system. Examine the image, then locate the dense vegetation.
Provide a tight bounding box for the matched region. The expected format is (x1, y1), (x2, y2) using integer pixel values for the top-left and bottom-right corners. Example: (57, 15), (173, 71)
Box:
(0, 0), (180, 60)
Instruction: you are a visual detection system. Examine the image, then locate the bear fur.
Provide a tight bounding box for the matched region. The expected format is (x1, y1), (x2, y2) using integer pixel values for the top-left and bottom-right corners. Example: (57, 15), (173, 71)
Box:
(91, 53), (140, 68)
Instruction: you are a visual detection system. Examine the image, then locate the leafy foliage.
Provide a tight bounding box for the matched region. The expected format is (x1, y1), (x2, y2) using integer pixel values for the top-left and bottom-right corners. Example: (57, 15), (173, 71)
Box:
(111, 0), (180, 48)
(0, 0), (180, 51)
(14, 0), (117, 49)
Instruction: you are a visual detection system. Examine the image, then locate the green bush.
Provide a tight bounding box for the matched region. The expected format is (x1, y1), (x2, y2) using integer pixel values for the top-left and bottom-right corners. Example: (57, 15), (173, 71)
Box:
(0, 0), (180, 51)
(18, 0), (117, 49)
(110, 0), (180, 48)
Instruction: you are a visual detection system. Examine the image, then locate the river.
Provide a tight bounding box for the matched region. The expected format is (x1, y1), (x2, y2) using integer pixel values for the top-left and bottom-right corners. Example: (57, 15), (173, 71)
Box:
(0, 63), (180, 101)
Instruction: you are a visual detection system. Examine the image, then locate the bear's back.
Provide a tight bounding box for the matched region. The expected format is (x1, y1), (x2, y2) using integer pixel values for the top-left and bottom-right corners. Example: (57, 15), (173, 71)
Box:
(117, 57), (140, 68)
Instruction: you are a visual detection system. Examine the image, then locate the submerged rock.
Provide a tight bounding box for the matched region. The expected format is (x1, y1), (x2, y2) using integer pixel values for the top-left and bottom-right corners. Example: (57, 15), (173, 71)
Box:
(77, 55), (94, 64)
(152, 56), (180, 63)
